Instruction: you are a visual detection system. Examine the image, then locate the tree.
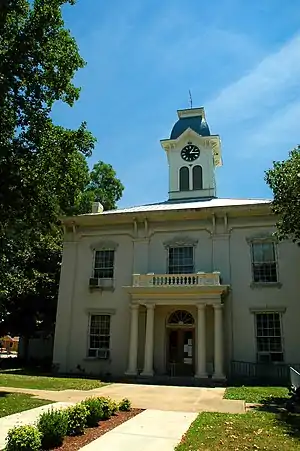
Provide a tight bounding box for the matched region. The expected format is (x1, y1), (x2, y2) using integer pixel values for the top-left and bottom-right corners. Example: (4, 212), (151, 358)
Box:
(265, 145), (300, 243)
(0, 0), (97, 347)
(0, 2), (125, 351)
(74, 161), (124, 214)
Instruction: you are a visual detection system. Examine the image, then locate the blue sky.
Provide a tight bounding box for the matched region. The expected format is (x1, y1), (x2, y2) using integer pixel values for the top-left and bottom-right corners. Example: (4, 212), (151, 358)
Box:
(52, 0), (300, 207)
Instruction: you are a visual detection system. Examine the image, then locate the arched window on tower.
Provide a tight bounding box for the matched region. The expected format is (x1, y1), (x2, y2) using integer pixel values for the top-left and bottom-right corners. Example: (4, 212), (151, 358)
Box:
(179, 167), (189, 191)
(192, 165), (203, 190)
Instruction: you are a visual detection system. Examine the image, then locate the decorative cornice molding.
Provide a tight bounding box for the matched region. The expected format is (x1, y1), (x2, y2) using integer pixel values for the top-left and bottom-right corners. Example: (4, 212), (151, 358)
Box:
(250, 282), (282, 290)
(249, 306), (286, 313)
(163, 235), (198, 248)
(90, 240), (119, 251)
(246, 232), (277, 244)
(85, 308), (116, 315)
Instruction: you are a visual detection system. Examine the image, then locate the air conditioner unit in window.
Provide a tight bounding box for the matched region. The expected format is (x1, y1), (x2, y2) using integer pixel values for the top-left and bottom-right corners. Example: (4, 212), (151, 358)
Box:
(97, 349), (109, 359)
(89, 278), (114, 290)
(89, 278), (99, 287)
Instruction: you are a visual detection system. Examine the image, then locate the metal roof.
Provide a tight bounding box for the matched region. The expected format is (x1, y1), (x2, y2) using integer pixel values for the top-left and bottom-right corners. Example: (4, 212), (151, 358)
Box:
(100, 198), (271, 215)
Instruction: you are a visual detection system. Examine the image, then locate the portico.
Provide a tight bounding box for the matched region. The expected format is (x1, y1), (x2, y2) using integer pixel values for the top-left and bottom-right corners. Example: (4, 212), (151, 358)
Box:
(124, 273), (229, 381)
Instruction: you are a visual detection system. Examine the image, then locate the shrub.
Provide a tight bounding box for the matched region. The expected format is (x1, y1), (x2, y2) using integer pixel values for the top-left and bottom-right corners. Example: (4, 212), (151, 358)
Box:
(119, 398), (132, 411)
(37, 408), (68, 449)
(66, 403), (88, 436)
(98, 396), (114, 420)
(81, 397), (103, 427)
(110, 399), (119, 415)
(5, 425), (41, 451)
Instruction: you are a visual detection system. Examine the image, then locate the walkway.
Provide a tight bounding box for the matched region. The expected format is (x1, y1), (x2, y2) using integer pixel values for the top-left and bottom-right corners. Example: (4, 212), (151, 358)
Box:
(0, 402), (74, 450)
(80, 409), (198, 451)
(0, 383), (245, 413)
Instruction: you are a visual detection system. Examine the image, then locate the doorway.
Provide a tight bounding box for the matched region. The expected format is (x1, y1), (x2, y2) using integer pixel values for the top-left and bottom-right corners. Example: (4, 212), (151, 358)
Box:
(167, 328), (195, 376)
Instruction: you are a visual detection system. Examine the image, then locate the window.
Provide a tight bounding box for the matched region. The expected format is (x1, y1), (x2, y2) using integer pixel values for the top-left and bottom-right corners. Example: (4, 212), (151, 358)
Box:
(179, 167), (189, 191)
(168, 246), (194, 274)
(192, 165), (203, 190)
(94, 250), (114, 278)
(88, 314), (110, 357)
(251, 242), (277, 283)
(255, 312), (283, 362)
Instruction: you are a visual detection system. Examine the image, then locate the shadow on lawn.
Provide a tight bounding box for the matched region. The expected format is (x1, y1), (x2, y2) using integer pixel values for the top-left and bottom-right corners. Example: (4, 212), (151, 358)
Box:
(256, 396), (300, 439)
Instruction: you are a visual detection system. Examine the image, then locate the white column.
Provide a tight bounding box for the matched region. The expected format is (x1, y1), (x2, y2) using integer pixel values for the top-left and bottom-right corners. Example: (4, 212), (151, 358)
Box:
(195, 304), (207, 378)
(213, 304), (225, 380)
(125, 304), (139, 375)
(141, 303), (155, 376)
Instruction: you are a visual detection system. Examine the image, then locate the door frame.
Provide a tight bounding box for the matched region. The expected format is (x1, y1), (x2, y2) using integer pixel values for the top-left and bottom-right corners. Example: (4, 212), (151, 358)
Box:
(166, 326), (195, 376)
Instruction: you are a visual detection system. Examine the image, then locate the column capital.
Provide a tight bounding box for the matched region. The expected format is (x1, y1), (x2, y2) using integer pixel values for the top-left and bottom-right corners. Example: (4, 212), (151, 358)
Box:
(145, 303), (155, 310)
(213, 303), (223, 311)
(196, 303), (206, 310)
(130, 303), (140, 310)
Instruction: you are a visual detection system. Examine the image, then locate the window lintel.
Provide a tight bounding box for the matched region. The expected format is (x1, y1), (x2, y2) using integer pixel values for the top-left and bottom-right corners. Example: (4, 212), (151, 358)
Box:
(163, 235), (198, 249)
(90, 240), (118, 251)
(246, 233), (277, 245)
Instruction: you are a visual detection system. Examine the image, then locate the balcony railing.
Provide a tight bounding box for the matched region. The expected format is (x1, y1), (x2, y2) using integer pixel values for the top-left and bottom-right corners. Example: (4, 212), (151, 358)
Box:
(132, 272), (221, 287)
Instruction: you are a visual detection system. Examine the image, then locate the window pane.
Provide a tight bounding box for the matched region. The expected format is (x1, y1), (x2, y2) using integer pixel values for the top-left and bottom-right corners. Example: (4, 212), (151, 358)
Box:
(94, 250), (114, 278)
(88, 315), (111, 353)
(168, 246), (194, 274)
(179, 167), (189, 191)
(255, 313), (283, 362)
(192, 165), (203, 190)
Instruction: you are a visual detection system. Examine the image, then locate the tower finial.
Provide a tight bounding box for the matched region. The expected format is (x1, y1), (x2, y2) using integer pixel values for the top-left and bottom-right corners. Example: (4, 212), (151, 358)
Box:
(188, 90), (193, 109)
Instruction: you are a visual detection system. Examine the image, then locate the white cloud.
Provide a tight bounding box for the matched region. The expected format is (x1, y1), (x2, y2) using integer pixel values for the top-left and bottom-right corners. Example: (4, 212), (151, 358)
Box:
(207, 33), (300, 122)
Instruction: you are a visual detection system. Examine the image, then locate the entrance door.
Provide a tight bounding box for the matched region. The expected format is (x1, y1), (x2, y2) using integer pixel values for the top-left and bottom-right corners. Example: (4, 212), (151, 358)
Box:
(168, 329), (194, 376)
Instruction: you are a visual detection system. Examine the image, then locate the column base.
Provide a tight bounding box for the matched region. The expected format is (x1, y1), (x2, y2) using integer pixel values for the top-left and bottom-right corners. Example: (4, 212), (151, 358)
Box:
(140, 370), (154, 377)
(212, 373), (226, 381)
(194, 373), (208, 379)
(125, 370), (138, 376)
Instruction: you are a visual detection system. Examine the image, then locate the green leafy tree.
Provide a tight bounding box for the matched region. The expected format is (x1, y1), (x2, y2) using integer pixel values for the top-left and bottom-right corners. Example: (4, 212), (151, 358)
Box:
(0, 0), (95, 348)
(0, 1), (124, 351)
(74, 161), (124, 214)
(265, 145), (300, 243)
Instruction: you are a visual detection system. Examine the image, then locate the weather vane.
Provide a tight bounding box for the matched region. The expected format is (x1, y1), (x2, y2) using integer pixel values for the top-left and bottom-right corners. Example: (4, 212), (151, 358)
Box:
(188, 90), (193, 109)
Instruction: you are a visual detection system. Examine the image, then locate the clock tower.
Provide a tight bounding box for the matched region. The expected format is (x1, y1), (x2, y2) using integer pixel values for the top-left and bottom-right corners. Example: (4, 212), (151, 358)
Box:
(160, 107), (222, 201)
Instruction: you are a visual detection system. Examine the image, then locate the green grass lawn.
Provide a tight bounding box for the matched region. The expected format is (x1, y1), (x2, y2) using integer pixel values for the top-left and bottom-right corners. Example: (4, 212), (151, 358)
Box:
(0, 373), (106, 391)
(175, 386), (300, 451)
(225, 386), (289, 403)
(0, 393), (51, 417)
(175, 410), (300, 451)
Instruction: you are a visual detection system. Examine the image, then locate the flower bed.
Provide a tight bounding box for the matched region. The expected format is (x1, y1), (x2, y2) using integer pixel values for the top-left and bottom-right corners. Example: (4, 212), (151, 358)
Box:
(4, 397), (142, 451)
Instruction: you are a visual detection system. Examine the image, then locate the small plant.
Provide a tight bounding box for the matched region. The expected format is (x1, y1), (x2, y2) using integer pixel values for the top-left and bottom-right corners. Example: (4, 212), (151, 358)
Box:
(97, 396), (113, 420)
(66, 403), (88, 436)
(119, 398), (132, 411)
(37, 408), (68, 449)
(81, 397), (103, 427)
(5, 425), (42, 451)
(110, 399), (119, 415)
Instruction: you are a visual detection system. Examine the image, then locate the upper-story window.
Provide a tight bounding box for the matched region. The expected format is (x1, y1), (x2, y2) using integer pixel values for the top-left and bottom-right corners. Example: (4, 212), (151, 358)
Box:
(168, 246), (194, 274)
(179, 167), (189, 191)
(94, 249), (115, 279)
(251, 241), (277, 283)
(192, 165), (203, 190)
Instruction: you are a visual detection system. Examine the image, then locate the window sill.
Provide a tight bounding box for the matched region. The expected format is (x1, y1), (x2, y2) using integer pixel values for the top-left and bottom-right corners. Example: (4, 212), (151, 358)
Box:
(250, 282), (282, 289)
(89, 278), (115, 291)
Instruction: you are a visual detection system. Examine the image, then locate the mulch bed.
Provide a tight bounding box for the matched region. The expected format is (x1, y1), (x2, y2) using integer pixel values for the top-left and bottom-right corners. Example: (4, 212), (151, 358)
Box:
(53, 409), (143, 450)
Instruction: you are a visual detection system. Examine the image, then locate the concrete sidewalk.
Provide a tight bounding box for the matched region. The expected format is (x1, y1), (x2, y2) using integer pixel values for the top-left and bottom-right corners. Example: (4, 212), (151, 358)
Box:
(0, 402), (74, 450)
(0, 384), (245, 413)
(79, 409), (197, 450)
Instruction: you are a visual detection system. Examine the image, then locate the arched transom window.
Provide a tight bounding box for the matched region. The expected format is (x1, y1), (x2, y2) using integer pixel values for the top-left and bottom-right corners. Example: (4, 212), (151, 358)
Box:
(168, 310), (194, 326)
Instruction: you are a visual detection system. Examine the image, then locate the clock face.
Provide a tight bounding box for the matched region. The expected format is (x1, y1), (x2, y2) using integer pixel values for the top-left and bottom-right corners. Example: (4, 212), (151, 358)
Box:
(181, 144), (200, 162)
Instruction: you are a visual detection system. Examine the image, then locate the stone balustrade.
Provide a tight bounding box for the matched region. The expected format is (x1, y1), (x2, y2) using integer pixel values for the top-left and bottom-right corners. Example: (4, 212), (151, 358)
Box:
(132, 272), (221, 287)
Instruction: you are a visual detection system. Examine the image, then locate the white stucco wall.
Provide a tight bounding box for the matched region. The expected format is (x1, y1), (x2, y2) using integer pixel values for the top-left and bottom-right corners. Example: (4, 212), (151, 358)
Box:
(53, 208), (300, 377)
